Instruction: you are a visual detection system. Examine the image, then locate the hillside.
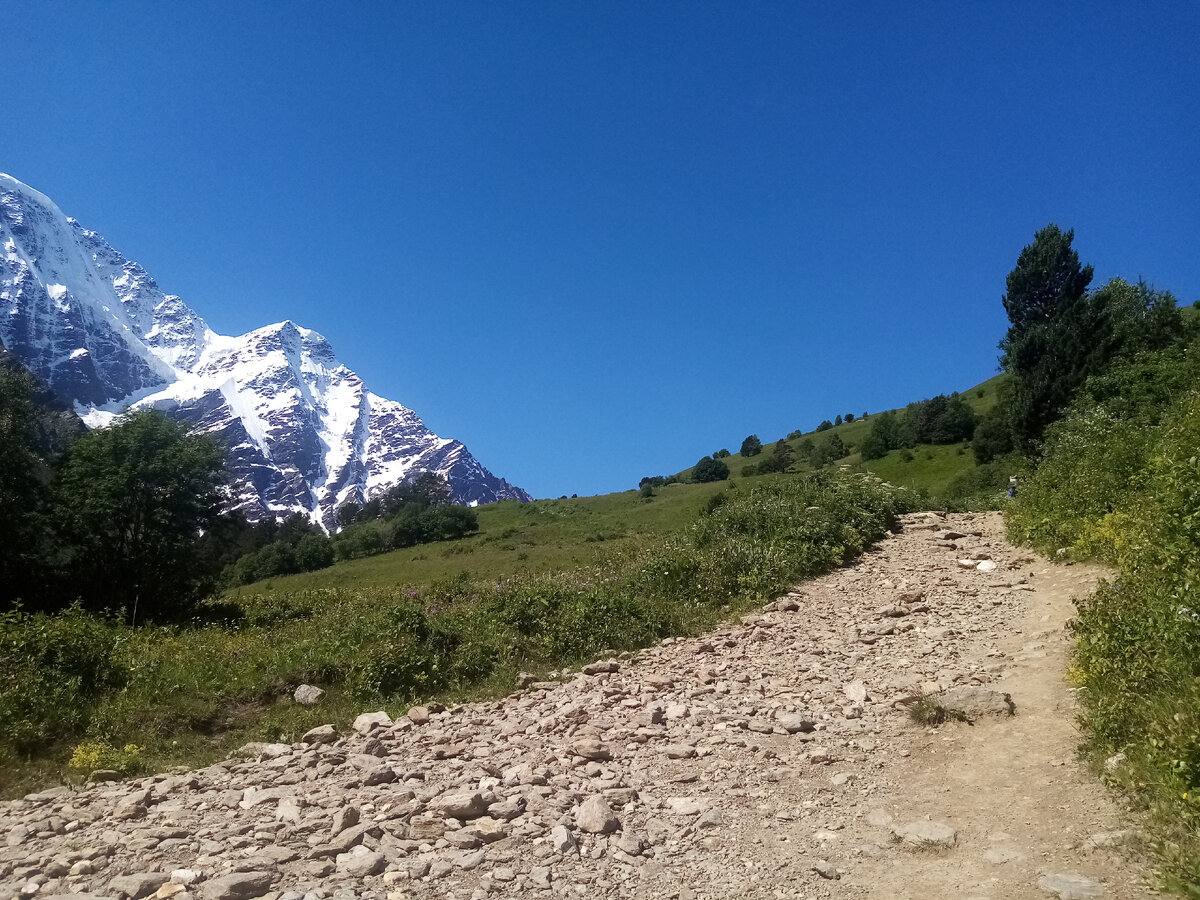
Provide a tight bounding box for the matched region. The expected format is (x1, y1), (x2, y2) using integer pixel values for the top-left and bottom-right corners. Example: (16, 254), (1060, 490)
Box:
(671, 373), (1009, 499)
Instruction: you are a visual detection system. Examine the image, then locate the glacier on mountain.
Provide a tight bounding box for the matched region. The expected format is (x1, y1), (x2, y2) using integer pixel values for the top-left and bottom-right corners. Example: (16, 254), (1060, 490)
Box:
(0, 173), (531, 527)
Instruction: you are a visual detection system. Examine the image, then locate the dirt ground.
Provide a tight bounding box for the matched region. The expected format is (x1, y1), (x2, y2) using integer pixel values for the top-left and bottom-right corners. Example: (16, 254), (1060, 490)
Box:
(833, 514), (1155, 900)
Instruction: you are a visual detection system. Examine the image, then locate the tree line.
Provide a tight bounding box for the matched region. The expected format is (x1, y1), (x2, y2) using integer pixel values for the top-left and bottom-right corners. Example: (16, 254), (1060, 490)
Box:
(0, 361), (477, 620)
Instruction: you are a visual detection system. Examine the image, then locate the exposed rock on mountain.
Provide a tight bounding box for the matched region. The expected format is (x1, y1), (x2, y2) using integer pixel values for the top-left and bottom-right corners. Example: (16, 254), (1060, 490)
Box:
(0, 174), (531, 526)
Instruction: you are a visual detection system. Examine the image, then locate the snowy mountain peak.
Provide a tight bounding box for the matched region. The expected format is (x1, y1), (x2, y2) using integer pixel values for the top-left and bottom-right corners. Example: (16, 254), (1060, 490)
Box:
(0, 174), (531, 526)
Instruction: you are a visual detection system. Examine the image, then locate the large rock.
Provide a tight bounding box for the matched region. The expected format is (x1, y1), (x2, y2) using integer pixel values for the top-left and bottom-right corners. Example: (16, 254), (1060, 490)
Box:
(352, 711), (393, 734)
(576, 795), (621, 834)
(1037, 872), (1106, 899)
(940, 686), (1015, 718)
(108, 874), (170, 899)
(891, 819), (958, 849)
(199, 872), (276, 900)
(335, 846), (386, 877)
(301, 724), (337, 744)
(434, 791), (489, 820)
(293, 684), (324, 705)
(570, 738), (613, 761)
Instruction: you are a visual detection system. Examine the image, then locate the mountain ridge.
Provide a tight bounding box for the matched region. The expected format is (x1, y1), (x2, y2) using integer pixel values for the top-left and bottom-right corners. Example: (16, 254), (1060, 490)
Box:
(0, 173), (531, 527)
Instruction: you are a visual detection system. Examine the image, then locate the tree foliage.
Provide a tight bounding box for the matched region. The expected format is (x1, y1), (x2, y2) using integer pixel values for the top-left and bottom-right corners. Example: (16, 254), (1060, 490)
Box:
(54, 409), (226, 622)
(999, 224), (1185, 451)
(0, 367), (53, 604)
(693, 456), (730, 483)
(740, 434), (762, 457)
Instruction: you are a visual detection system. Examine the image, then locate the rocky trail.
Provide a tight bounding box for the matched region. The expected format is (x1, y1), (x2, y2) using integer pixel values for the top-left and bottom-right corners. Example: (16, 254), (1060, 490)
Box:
(1, 512), (1156, 900)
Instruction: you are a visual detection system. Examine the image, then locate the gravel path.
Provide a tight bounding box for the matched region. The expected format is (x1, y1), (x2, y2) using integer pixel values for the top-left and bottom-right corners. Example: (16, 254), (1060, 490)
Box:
(0, 511), (1156, 899)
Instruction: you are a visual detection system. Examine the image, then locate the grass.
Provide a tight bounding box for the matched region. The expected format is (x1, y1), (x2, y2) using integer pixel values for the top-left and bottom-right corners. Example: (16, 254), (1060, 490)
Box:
(676, 373), (1009, 496)
(0, 471), (917, 796)
(908, 694), (970, 727)
(228, 480), (729, 595)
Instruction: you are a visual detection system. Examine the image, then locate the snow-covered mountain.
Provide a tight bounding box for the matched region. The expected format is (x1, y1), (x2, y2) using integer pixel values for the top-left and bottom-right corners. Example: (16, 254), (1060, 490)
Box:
(0, 174), (531, 527)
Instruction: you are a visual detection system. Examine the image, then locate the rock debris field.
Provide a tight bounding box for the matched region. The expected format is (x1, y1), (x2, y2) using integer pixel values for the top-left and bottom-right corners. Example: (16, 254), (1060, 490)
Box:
(2, 512), (1156, 900)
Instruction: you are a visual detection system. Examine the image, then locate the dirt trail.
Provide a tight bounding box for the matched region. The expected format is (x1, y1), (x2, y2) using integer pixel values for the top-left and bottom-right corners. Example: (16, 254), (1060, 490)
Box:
(832, 515), (1156, 899)
(0, 511), (1157, 900)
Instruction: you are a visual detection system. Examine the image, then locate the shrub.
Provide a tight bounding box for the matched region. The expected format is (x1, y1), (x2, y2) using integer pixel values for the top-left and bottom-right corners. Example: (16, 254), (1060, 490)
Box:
(0, 606), (123, 757)
(693, 456), (730, 483)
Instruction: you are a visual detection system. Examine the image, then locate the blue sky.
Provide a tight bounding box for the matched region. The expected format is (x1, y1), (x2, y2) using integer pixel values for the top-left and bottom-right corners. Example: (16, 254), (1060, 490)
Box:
(6, 2), (1198, 498)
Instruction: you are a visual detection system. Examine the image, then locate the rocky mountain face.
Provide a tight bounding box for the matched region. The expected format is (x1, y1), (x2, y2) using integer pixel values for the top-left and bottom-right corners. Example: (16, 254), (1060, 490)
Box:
(0, 174), (531, 527)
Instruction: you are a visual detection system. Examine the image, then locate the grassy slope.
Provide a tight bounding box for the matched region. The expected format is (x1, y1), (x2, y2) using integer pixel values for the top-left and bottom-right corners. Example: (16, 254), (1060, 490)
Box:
(269, 374), (1011, 598)
(233, 480), (729, 595)
(674, 372), (1009, 498)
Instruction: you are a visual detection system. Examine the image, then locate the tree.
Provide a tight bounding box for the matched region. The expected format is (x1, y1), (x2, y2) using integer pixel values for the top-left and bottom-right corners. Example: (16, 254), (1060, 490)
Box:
(999, 224), (1094, 447)
(811, 433), (847, 466)
(295, 533), (335, 571)
(740, 435), (762, 457)
(54, 409), (226, 622)
(816, 420), (833, 432)
(756, 441), (795, 475)
(834, 415), (843, 426)
(844, 412), (855, 423)
(693, 456), (730, 483)
(0, 367), (51, 606)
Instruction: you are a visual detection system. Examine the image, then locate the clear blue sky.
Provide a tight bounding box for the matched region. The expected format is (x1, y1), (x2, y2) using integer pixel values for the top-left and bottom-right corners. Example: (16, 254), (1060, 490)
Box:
(6, 2), (1198, 498)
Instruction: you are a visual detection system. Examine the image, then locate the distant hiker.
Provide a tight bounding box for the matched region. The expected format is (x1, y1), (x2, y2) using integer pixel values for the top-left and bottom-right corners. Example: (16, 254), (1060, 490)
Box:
(1008, 476), (1017, 499)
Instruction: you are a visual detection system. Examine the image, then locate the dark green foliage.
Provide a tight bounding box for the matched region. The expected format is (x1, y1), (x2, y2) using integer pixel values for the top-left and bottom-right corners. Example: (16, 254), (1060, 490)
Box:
(714, 449), (731, 459)
(844, 412), (855, 423)
(1005, 315), (1200, 884)
(860, 410), (914, 460)
(54, 409), (225, 622)
(997, 227), (1183, 451)
(0, 367), (52, 605)
(834, 414), (843, 426)
(999, 224), (1094, 446)
(0, 606), (123, 757)
(740, 434), (762, 457)
(972, 400), (1016, 464)
(693, 456), (730, 483)
(753, 440), (796, 475)
(331, 502), (478, 562)
(810, 433), (847, 467)
(861, 396), (976, 461)
(815, 420), (833, 432)
(908, 394), (976, 444)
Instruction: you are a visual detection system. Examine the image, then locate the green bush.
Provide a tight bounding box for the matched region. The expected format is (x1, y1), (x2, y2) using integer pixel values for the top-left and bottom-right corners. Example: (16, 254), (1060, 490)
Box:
(0, 606), (123, 757)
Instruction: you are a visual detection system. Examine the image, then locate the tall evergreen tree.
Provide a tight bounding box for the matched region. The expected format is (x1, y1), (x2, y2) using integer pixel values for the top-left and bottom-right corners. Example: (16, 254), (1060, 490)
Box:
(999, 224), (1094, 447)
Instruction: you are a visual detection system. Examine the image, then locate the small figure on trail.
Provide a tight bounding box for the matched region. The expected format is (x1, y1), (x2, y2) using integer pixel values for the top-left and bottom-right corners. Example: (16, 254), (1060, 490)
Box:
(1008, 476), (1017, 499)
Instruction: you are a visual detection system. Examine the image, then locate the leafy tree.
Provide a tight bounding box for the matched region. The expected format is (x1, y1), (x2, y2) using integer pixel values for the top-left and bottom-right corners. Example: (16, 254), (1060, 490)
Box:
(714, 449), (731, 459)
(815, 420), (833, 432)
(834, 414), (843, 426)
(907, 394), (976, 444)
(54, 409), (226, 622)
(380, 471), (452, 516)
(0, 368), (52, 606)
(693, 456), (730, 483)
(810, 433), (847, 467)
(295, 532), (335, 571)
(740, 435), (762, 457)
(844, 412), (855, 423)
(336, 500), (362, 527)
(755, 441), (796, 475)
